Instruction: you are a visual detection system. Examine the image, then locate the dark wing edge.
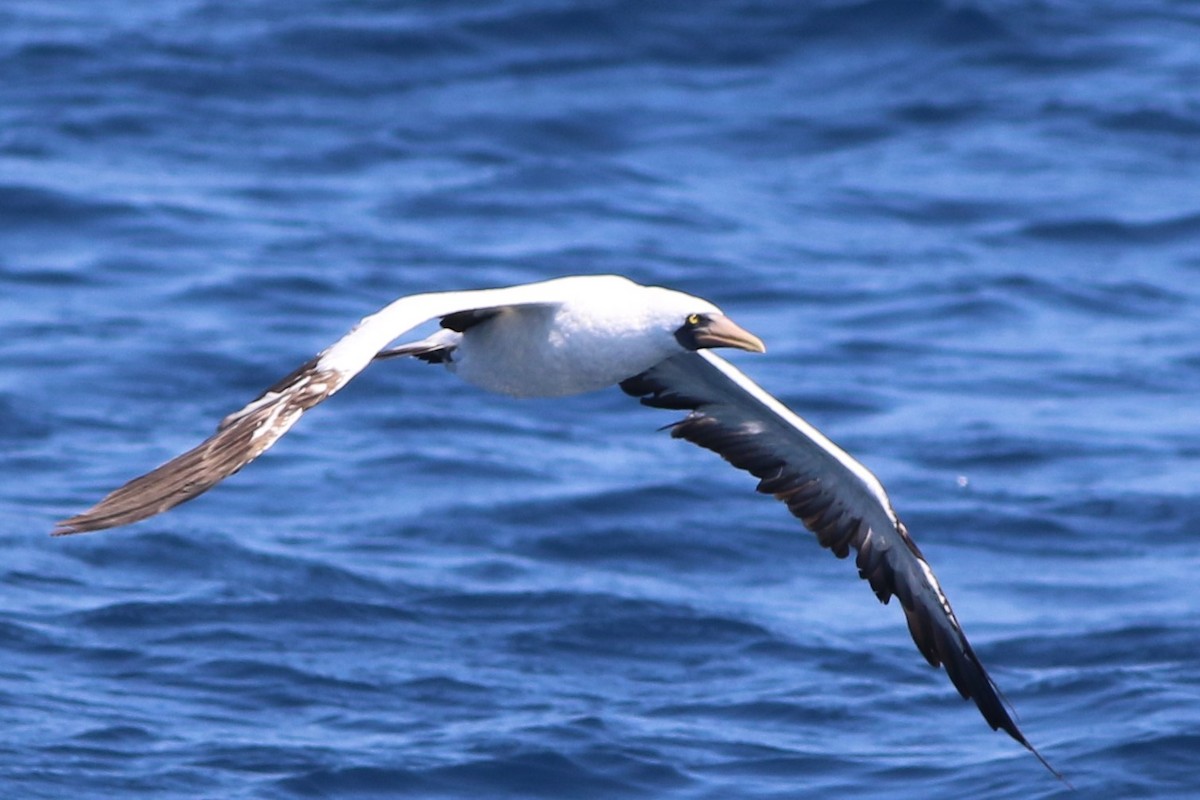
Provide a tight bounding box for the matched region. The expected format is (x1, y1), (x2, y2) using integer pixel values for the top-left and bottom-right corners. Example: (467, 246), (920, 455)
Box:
(621, 351), (1062, 780)
(53, 357), (340, 535)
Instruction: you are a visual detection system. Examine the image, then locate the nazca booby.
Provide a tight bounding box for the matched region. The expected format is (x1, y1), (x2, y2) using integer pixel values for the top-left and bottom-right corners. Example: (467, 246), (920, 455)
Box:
(55, 274), (1058, 776)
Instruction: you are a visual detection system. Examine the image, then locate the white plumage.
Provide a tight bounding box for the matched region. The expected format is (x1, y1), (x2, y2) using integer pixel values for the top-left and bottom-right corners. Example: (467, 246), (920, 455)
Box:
(324, 275), (724, 396)
(55, 274), (1059, 778)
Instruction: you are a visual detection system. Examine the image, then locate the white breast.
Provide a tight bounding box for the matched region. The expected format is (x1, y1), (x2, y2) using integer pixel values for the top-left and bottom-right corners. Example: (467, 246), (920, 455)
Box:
(450, 301), (685, 398)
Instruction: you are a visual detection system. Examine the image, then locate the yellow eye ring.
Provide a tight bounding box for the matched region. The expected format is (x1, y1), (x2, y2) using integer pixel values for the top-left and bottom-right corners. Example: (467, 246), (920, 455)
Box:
(687, 313), (701, 325)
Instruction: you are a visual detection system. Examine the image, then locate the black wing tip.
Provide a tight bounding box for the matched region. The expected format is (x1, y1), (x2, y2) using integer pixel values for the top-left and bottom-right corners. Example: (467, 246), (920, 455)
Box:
(989, 680), (1069, 784)
(1026, 741), (1069, 785)
(1004, 722), (1068, 784)
(945, 637), (1067, 784)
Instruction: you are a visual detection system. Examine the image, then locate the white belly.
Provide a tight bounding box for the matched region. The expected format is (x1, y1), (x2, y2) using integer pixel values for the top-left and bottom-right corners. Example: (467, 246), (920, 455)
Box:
(449, 304), (676, 398)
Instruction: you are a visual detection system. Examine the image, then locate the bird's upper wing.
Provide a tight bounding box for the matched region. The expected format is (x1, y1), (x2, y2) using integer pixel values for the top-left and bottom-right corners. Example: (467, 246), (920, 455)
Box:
(54, 281), (567, 535)
(621, 349), (1058, 775)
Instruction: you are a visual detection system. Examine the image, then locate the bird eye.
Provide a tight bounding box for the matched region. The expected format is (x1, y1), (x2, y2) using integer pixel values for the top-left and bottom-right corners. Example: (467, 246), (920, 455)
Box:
(686, 313), (701, 326)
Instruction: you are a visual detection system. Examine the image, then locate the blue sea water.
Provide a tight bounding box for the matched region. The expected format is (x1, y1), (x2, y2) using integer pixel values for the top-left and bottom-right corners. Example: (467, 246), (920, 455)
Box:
(3, 1), (1199, 797)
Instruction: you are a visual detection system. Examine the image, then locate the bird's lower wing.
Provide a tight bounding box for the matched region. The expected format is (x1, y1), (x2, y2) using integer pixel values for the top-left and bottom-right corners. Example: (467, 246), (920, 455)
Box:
(620, 350), (1059, 777)
(54, 284), (565, 535)
(54, 355), (338, 534)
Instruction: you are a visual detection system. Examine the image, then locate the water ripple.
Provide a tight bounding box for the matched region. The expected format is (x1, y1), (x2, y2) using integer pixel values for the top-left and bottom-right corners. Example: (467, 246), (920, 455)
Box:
(4, 1), (1199, 798)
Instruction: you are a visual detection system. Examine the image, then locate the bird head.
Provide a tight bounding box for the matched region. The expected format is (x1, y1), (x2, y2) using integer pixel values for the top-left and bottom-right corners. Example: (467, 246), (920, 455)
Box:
(635, 284), (766, 354)
(672, 310), (766, 354)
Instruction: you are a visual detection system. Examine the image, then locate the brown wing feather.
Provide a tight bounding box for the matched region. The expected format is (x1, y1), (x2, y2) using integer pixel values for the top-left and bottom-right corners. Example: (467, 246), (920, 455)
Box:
(54, 359), (340, 535)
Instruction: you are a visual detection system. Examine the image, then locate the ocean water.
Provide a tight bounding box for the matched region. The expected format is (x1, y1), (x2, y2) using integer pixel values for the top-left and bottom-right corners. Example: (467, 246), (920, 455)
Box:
(2, 1), (1199, 797)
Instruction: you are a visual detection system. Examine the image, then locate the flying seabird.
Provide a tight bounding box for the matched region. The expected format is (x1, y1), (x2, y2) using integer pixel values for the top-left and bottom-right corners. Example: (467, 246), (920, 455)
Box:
(56, 274), (1059, 777)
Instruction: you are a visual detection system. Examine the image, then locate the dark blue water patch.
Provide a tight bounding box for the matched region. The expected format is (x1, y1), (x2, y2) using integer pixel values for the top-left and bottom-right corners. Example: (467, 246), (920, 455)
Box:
(497, 483), (792, 573)
(268, 17), (481, 68)
(1097, 106), (1200, 137)
(391, 179), (737, 234)
(834, 190), (1021, 227)
(716, 117), (894, 159)
(0, 618), (64, 653)
(62, 531), (394, 596)
(650, 697), (860, 730)
(1031, 493), (1200, 547)
(0, 394), (53, 443)
(820, 272), (1141, 341)
(70, 724), (158, 746)
(889, 98), (988, 126)
(1008, 623), (1199, 671)
(225, 11), (544, 100)
(187, 743), (349, 785)
(225, 181), (356, 213)
(0, 262), (98, 287)
(415, 588), (671, 628)
(514, 610), (774, 662)
(527, 522), (765, 576)
(54, 107), (166, 142)
(185, 657), (387, 711)
(800, 0), (1010, 46)
(974, 35), (1131, 75)
(754, 382), (889, 421)
(1, 41), (107, 104)
(908, 500), (1087, 558)
(1101, 733), (1200, 797)
(0, 767), (220, 800)
(3, 566), (88, 596)
(829, 301), (1027, 353)
(443, 556), (531, 586)
(396, 675), (493, 705)
(278, 747), (663, 800)
(1169, 351), (1200, 390)
(276, 764), (432, 799)
(993, 273), (1189, 317)
(166, 273), (357, 335)
(694, 747), (858, 780)
(533, 739), (692, 796)
(153, 626), (268, 649)
(62, 641), (163, 676)
(69, 595), (420, 638)
(419, 748), (648, 800)
(459, 2), (791, 71)
(1019, 212), (1200, 246)
(1051, 363), (1198, 396)
(0, 184), (134, 229)
(912, 429), (1118, 471)
(173, 271), (346, 306)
